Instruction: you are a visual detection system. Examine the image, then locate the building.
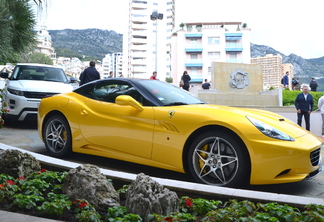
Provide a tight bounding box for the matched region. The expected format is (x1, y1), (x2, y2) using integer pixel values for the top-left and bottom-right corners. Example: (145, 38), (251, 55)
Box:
(171, 22), (251, 86)
(123, 0), (175, 80)
(102, 53), (123, 78)
(35, 26), (56, 63)
(251, 54), (294, 89)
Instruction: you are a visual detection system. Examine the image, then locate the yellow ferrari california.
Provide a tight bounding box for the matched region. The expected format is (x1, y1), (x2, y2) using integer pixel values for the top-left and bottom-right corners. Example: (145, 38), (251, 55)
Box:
(37, 78), (322, 187)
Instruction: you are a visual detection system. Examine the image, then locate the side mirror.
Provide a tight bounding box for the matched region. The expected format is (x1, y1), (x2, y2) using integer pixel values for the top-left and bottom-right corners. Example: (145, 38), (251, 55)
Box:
(69, 77), (77, 83)
(115, 95), (144, 111)
(0, 72), (9, 79)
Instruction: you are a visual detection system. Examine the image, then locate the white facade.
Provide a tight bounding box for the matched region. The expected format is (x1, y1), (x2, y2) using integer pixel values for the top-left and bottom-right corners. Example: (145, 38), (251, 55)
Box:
(35, 26), (56, 62)
(123, 0), (175, 81)
(102, 53), (123, 78)
(171, 22), (251, 86)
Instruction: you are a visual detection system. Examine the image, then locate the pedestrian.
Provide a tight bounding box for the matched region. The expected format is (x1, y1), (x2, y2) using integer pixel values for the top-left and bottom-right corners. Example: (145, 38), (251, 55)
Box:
(294, 85), (314, 131)
(309, 77), (318, 92)
(295, 78), (301, 91)
(318, 94), (324, 137)
(282, 71), (289, 88)
(291, 78), (298, 90)
(108, 71), (114, 78)
(202, 79), (211, 90)
(79, 61), (100, 86)
(181, 70), (191, 91)
(150, 71), (158, 80)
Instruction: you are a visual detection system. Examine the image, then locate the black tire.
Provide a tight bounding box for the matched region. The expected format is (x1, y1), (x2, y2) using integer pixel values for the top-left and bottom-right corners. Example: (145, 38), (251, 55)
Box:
(43, 115), (72, 158)
(187, 131), (250, 187)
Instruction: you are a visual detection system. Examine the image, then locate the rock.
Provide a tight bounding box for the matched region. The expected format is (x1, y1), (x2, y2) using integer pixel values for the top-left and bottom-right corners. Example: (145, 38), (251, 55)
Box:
(0, 149), (41, 178)
(62, 164), (120, 211)
(126, 173), (179, 222)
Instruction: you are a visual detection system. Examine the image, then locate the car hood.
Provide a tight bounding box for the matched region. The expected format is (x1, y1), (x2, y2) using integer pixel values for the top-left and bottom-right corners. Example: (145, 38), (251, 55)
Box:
(179, 104), (310, 139)
(8, 80), (73, 93)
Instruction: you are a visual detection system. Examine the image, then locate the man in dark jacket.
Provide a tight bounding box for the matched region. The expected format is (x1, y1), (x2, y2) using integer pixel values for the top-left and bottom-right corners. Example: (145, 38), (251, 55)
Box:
(79, 61), (100, 86)
(294, 85), (314, 131)
(309, 77), (318, 92)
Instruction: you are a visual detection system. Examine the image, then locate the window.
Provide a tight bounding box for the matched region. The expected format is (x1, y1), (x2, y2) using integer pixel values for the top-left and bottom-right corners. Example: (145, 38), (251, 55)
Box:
(230, 53), (237, 59)
(190, 54), (198, 59)
(208, 52), (220, 59)
(76, 81), (149, 105)
(208, 37), (220, 44)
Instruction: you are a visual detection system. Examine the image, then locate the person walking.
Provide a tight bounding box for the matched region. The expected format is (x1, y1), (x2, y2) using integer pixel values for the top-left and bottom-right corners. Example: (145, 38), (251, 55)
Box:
(79, 61), (100, 86)
(181, 70), (191, 91)
(294, 85), (314, 131)
(282, 71), (289, 88)
(318, 95), (324, 137)
(309, 77), (318, 92)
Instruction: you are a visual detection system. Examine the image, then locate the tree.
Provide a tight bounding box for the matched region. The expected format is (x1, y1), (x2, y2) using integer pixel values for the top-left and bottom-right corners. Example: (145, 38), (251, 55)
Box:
(0, 0), (47, 63)
(21, 52), (53, 65)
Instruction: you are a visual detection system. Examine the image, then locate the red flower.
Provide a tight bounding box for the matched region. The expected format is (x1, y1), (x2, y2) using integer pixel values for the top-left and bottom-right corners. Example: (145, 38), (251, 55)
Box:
(184, 198), (193, 207)
(0, 184), (4, 189)
(40, 169), (47, 173)
(5, 180), (14, 185)
(164, 217), (173, 222)
(78, 201), (88, 208)
(18, 176), (25, 180)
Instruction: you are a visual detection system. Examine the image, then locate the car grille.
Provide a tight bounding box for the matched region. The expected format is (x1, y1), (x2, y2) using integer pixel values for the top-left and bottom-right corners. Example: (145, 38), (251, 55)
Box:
(310, 148), (321, 166)
(24, 92), (58, 99)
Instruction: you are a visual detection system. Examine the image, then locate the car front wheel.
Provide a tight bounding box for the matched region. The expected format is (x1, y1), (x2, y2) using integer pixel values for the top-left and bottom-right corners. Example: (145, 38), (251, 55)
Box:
(188, 131), (250, 187)
(43, 115), (72, 157)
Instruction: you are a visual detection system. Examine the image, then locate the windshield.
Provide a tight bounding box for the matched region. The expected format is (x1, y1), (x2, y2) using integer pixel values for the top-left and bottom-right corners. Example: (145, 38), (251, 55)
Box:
(138, 80), (205, 106)
(10, 65), (69, 83)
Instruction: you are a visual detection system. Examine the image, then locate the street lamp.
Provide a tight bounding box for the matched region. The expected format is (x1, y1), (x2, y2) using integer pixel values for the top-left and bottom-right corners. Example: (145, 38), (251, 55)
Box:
(150, 11), (163, 72)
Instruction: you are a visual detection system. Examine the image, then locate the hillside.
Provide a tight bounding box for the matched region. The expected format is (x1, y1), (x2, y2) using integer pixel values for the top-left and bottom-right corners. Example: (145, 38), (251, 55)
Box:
(49, 29), (123, 60)
(49, 29), (324, 78)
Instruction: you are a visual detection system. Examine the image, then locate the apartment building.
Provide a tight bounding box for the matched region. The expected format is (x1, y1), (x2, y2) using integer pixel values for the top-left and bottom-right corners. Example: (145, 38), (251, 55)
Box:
(35, 26), (56, 63)
(123, 0), (175, 80)
(102, 53), (123, 78)
(171, 22), (251, 85)
(251, 54), (294, 89)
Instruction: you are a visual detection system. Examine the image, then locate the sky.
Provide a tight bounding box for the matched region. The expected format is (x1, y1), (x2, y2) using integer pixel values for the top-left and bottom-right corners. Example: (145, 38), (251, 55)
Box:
(37, 0), (323, 59)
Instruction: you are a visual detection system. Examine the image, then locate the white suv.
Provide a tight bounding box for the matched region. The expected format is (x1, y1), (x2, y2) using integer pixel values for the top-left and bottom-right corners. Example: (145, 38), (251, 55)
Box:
(0, 63), (77, 122)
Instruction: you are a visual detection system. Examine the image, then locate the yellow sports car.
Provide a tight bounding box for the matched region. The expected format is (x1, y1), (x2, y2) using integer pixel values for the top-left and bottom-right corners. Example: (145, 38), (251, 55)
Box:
(37, 78), (322, 187)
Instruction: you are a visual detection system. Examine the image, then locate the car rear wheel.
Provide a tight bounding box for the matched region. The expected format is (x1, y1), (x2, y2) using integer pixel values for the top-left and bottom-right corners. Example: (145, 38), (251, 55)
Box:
(188, 131), (250, 187)
(43, 115), (72, 157)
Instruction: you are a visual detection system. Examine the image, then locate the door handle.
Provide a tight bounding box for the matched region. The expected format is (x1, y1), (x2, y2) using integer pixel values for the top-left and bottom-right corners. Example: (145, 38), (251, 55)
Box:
(81, 109), (88, 116)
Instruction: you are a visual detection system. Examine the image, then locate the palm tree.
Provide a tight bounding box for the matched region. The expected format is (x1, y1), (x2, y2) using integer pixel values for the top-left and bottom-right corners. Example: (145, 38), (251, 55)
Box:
(0, 0), (47, 62)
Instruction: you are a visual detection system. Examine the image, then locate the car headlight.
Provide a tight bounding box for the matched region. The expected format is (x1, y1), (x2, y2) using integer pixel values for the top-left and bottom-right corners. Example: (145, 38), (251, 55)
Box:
(246, 116), (294, 141)
(7, 88), (25, 96)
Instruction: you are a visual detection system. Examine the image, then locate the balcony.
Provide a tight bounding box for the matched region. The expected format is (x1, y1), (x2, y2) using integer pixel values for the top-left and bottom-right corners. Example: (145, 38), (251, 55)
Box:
(132, 2), (147, 9)
(132, 30), (148, 37)
(130, 52), (147, 58)
(225, 44), (243, 52)
(185, 59), (203, 68)
(131, 37), (147, 44)
(185, 44), (203, 53)
(185, 33), (203, 38)
(132, 24), (147, 30)
(132, 66), (147, 72)
(131, 59), (147, 65)
(132, 15), (147, 23)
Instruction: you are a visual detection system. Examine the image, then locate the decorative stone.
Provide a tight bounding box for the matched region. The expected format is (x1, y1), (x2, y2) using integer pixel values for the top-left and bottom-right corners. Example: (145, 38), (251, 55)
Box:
(0, 149), (41, 178)
(62, 164), (120, 211)
(126, 173), (179, 222)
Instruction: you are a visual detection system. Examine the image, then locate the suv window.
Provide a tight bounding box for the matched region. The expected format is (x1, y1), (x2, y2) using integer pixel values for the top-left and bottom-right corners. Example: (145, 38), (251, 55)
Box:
(10, 65), (69, 83)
